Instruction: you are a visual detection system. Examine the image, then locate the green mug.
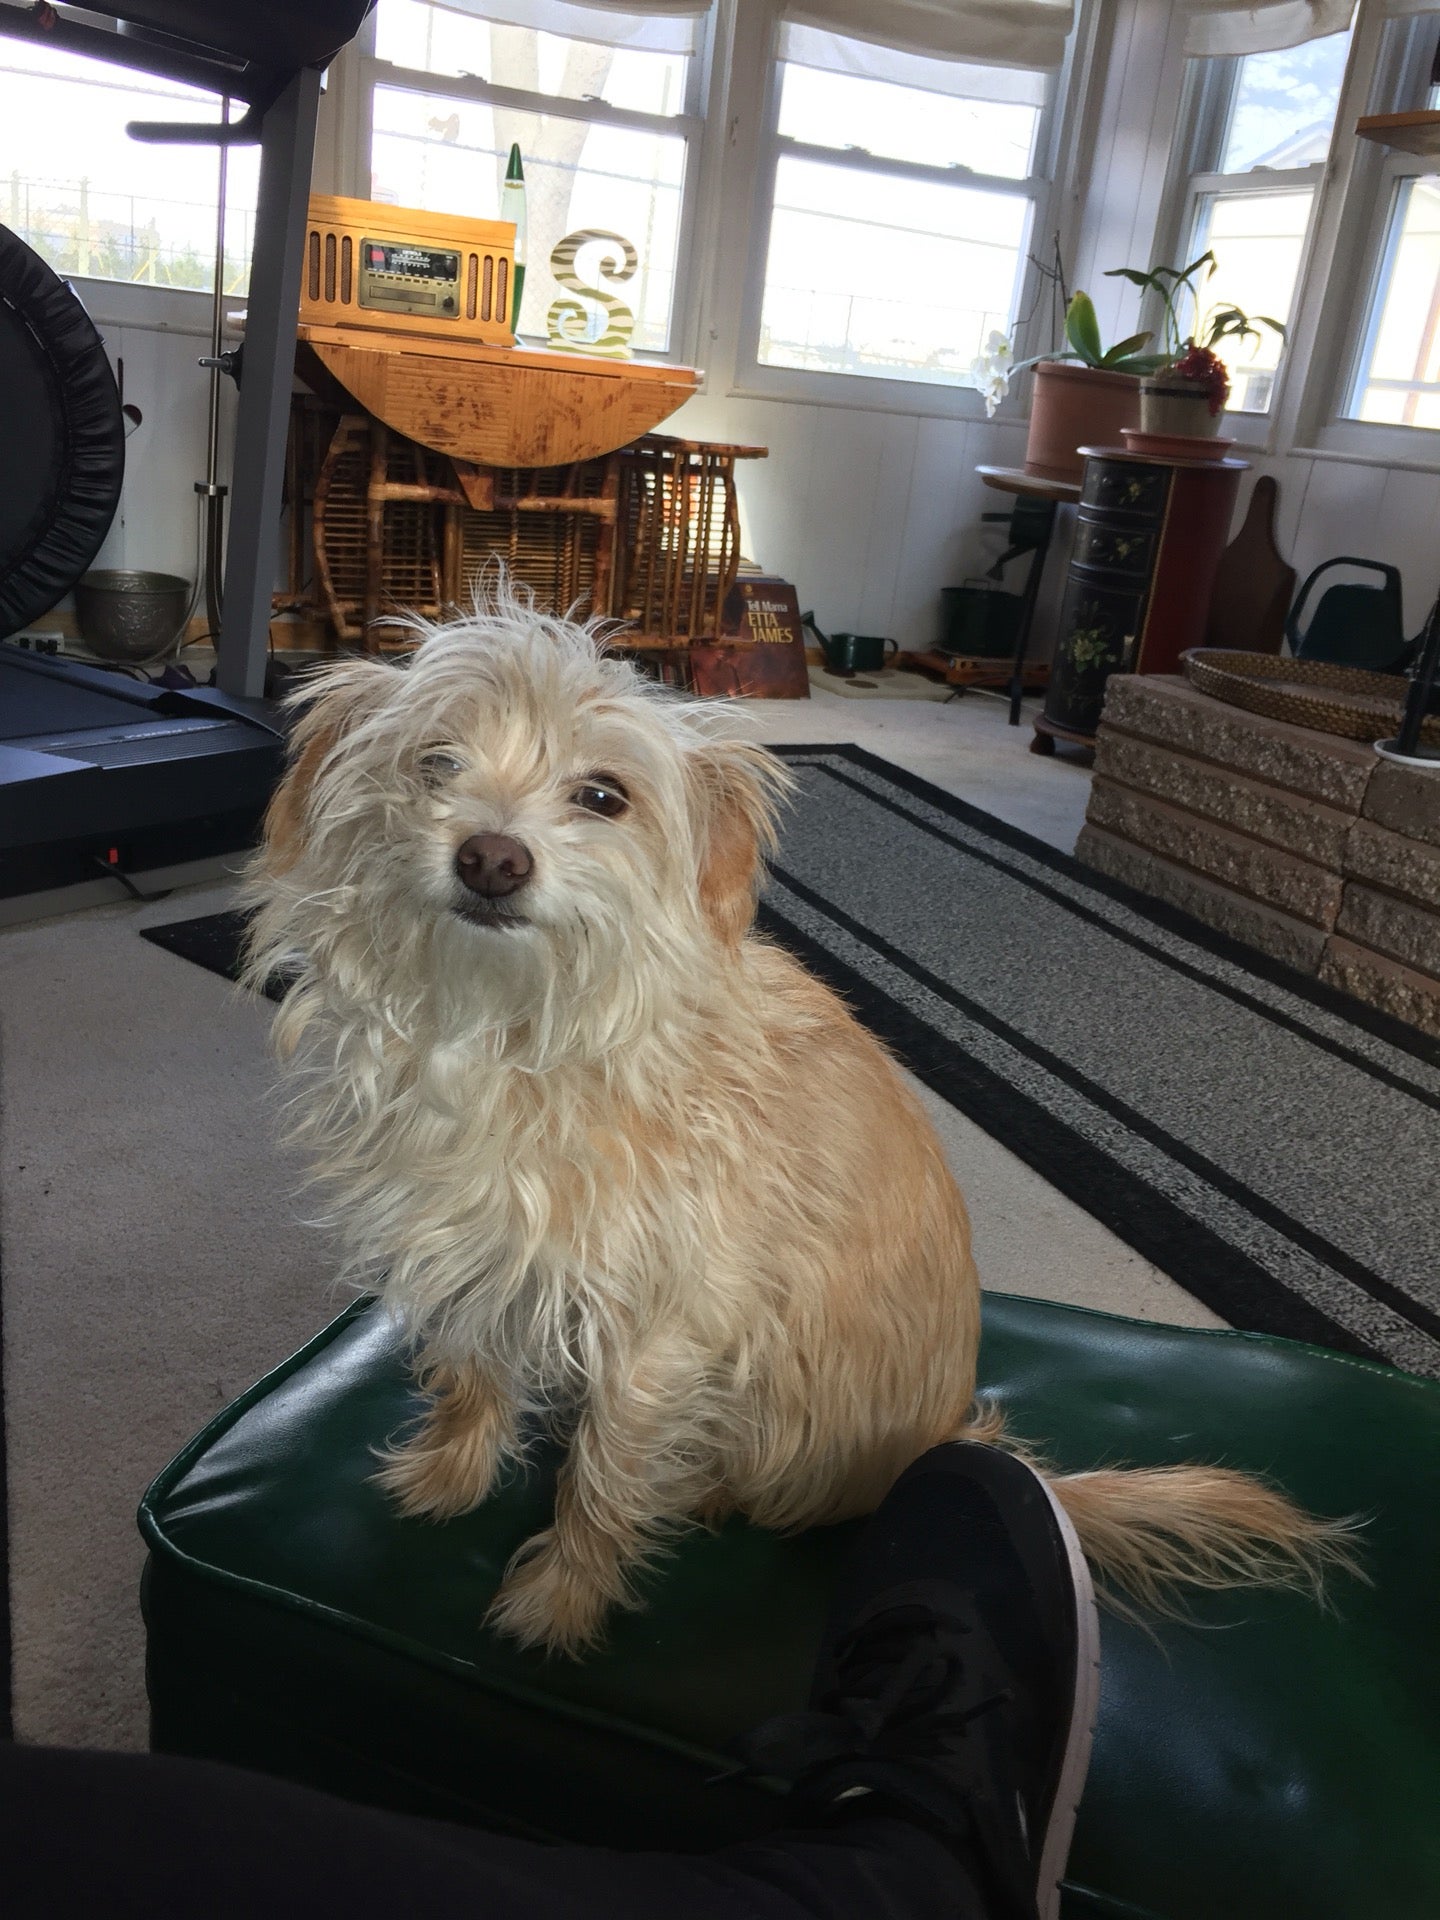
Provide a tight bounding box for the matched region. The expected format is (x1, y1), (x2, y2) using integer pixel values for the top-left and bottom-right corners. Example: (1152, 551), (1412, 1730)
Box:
(820, 632), (899, 674)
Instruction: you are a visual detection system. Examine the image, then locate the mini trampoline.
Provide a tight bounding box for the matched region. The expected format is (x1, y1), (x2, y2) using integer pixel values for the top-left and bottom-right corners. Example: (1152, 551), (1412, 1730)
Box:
(0, 225), (125, 638)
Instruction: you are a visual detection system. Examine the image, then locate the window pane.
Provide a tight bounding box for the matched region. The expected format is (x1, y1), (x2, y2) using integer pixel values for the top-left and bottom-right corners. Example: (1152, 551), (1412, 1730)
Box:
(1190, 189), (1311, 412)
(1349, 175), (1440, 429)
(777, 61), (1041, 180)
(375, 0), (690, 115)
(0, 43), (258, 293)
(371, 84), (685, 349)
(1219, 30), (1351, 173)
(758, 155), (1030, 385)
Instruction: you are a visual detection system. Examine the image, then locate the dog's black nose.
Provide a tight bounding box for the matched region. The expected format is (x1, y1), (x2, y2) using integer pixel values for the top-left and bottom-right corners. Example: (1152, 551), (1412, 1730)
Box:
(455, 832), (533, 898)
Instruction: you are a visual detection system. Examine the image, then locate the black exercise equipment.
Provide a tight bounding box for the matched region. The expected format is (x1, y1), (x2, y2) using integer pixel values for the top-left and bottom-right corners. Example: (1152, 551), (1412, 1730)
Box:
(0, 213), (284, 903)
(0, 1), (374, 902)
(0, 226), (125, 638)
(0, 643), (284, 900)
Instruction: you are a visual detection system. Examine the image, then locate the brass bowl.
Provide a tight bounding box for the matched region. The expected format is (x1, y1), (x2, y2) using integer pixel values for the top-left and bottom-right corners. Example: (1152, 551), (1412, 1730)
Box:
(74, 569), (190, 662)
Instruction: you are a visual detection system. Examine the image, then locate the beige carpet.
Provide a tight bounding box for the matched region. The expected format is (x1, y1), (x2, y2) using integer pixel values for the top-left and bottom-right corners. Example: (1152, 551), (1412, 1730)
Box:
(0, 880), (341, 1749)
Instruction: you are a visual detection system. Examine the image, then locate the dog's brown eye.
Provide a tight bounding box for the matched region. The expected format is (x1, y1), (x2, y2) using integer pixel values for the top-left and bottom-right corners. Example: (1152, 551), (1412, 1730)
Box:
(573, 777), (629, 818)
(420, 750), (465, 786)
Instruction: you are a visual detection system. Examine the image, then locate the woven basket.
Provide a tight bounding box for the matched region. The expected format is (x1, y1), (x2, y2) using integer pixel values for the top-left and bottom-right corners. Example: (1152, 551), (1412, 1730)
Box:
(1181, 648), (1440, 746)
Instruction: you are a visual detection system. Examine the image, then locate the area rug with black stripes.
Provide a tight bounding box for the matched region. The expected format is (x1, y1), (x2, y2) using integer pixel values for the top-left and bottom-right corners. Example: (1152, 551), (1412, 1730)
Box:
(141, 742), (1440, 1377)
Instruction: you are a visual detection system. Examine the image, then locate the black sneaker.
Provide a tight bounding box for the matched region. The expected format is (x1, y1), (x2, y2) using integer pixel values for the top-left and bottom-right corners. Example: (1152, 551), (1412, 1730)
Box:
(735, 1441), (1100, 1920)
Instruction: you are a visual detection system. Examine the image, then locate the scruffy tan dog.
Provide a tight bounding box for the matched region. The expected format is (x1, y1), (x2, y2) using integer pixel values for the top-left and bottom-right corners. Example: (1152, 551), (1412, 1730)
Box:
(245, 601), (1351, 1654)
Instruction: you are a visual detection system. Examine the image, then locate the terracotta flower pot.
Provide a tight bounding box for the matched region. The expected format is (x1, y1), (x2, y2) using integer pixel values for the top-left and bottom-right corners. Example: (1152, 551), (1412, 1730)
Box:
(1023, 360), (1141, 484)
(1139, 376), (1222, 438)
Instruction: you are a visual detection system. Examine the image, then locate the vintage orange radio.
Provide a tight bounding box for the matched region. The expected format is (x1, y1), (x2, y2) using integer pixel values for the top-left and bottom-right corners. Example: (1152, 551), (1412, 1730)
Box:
(299, 194), (516, 345)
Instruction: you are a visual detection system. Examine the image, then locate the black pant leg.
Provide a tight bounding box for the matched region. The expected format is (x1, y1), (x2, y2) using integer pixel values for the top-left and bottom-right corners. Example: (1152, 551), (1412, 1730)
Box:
(0, 1743), (988, 1920)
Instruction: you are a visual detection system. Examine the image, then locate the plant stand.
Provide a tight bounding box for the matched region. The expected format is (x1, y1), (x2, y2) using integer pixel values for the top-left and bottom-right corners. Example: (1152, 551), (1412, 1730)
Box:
(975, 463), (1081, 723)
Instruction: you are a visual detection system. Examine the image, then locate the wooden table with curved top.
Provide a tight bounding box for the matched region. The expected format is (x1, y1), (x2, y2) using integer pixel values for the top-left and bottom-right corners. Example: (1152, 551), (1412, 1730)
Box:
(297, 322), (702, 468)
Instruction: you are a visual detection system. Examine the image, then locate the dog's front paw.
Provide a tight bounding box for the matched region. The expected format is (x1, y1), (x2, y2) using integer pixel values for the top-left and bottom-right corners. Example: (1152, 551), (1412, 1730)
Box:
(372, 1426), (504, 1521)
(487, 1531), (613, 1656)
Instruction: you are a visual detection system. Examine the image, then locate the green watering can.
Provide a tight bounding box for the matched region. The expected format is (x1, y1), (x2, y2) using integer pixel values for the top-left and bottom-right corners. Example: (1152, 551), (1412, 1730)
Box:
(1285, 558), (1416, 673)
(808, 616), (898, 675)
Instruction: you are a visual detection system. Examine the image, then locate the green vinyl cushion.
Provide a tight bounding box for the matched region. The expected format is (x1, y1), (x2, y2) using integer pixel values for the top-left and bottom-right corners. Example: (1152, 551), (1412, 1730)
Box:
(139, 1293), (1440, 1920)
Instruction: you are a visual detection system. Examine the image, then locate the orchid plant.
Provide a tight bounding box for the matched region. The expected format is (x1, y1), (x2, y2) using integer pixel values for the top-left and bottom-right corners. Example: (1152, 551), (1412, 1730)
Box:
(968, 235), (1287, 419)
(968, 330), (1015, 418)
(967, 291), (1164, 418)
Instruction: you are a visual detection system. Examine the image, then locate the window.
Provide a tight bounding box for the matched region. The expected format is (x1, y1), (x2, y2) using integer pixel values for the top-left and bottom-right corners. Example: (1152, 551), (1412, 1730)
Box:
(1175, 28), (1354, 414)
(0, 41), (258, 294)
(751, 23), (1052, 390)
(362, 0), (709, 351)
(1343, 15), (1440, 428)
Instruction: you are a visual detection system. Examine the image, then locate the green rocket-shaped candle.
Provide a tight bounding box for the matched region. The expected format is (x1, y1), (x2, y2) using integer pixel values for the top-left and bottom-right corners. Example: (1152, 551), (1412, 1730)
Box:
(501, 143), (526, 336)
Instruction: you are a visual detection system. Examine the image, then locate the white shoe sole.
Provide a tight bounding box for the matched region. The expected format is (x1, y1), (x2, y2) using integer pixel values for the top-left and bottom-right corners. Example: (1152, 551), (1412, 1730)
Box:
(1032, 1473), (1103, 1920)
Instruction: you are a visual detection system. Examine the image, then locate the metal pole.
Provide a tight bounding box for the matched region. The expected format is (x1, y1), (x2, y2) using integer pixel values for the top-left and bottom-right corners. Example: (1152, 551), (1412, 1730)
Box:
(1395, 597), (1440, 760)
(206, 115), (229, 487)
(216, 64), (322, 700)
(196, 99), (231, 643)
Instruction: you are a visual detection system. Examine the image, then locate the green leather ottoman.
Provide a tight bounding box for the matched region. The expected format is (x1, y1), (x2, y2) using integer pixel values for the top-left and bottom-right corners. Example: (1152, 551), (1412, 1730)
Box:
(140, 1294), (1440, 1920)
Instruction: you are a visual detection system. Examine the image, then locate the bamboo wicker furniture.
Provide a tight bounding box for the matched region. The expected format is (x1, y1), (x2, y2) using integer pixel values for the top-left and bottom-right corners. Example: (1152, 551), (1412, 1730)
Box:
(613, 434), (750, 644)
(296, 325), (700, 468)
(298, 406), (765, 651)
(285, 315), (760, 654)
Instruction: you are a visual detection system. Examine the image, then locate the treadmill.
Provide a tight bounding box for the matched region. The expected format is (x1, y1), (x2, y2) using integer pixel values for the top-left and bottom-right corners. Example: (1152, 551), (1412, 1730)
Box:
(0, 649), (287, 899)
(0, 1), (373, 905)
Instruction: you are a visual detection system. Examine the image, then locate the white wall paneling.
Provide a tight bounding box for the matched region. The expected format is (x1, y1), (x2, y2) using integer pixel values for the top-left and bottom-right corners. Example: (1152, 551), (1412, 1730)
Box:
(49, 284), (241, 613)
(1376, 468), (1440, 630)
(15, 2), (1440, 653)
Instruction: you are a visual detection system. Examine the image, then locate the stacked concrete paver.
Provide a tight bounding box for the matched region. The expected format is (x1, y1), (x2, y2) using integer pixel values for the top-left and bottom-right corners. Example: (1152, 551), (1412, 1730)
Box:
(1077, 675), (1440, 1036)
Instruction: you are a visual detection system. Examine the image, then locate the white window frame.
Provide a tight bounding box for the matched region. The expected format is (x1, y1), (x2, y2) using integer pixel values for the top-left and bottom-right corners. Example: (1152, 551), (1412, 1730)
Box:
(1151, 30), (1353, 449)
(720, 4), (1088, 423)
(0, 36), (257, 321)
(1150, 1), (1440, 471)
(1303, 7), (1440, 461)
(347, 1), (718, 364)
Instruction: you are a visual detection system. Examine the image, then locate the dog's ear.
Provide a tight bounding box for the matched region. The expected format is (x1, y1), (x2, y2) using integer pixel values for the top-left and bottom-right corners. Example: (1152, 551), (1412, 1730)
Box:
(262, 662), (393, 874)
(690, 741), (793, 949)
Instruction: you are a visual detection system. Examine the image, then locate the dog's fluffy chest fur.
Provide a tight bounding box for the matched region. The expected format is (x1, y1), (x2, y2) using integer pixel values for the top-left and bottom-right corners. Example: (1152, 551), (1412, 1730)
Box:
(317, 994), (770, 1407)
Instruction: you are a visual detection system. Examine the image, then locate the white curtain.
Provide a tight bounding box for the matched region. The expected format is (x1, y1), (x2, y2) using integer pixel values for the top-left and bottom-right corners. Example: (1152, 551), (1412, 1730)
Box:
(780, 1), (1075, 70)
(1183, 0), (1356, 59)
(426, 0), (706, 55)
(778, 22), (1048, 98)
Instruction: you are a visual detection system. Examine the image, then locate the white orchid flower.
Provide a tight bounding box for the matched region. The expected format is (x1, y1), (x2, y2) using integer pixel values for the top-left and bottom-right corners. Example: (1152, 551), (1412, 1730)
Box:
(968, 331), (1015, 418)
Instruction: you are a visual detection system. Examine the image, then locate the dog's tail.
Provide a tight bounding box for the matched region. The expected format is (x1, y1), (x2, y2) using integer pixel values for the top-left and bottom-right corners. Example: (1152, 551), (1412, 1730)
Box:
(960, 1402), (1363, 1613)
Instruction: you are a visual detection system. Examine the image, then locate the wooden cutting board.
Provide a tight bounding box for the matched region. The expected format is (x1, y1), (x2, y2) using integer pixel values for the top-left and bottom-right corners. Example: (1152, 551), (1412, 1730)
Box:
(1204, 474), (1295, 656)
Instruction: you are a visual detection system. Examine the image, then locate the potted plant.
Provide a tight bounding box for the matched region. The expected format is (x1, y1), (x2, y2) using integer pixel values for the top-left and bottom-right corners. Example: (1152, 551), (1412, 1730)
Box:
(1025, 290), (1170, 480)
(971, 292), (1164, 483)
(1105, 252), (1286, 438)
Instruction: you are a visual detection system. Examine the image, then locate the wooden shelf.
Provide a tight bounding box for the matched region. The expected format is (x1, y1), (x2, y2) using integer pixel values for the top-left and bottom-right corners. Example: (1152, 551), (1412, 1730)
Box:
(1355, 110), (1440, 158)
(975, 463), (1081, 502)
